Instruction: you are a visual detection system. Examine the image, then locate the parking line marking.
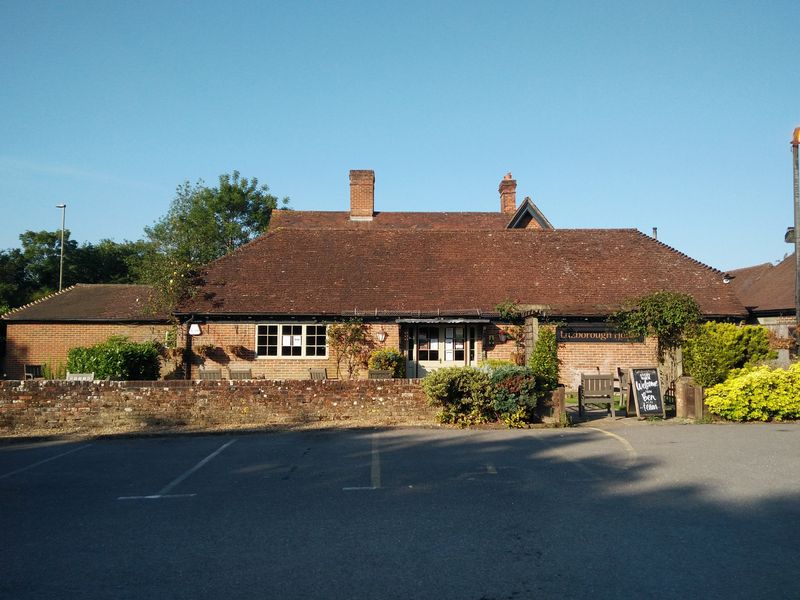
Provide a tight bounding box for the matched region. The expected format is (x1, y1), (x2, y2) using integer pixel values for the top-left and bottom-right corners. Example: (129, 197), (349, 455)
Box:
(585, 427), (638, 468)
(0, 444), (91, 480)
(370, 434), (381, 489)
(158, 439), (237, 495)
(343, 435), (382, 491)
(117, 439), (236, 501)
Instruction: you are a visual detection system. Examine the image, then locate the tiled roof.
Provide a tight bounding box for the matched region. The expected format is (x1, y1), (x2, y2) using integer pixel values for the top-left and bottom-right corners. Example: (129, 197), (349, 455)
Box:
(179, 228), (746, 318)
(271, 210), (514, 230)
(729, 254), (794, 313)
(2, 284), (169, 322)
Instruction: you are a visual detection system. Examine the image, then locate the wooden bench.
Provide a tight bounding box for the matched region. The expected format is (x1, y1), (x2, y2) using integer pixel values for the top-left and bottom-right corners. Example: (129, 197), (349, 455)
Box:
(578, 373), (615, 418)
(24, 365), (43, 380)
(229, 368), (252, 381)
(66, 372), (94, 381)
(198, 369), (222, 380)
(308, 368), (327, 381)
(368, 369), (393, 379)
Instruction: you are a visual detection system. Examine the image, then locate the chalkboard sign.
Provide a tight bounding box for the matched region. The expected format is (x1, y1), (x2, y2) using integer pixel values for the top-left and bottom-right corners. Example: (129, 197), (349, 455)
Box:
(629, 367), (665, 418)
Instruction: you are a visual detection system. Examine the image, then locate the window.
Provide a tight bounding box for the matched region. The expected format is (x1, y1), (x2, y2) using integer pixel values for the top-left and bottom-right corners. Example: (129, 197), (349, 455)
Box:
(256, 324), (327, 358)
(417, 326), (439, 361)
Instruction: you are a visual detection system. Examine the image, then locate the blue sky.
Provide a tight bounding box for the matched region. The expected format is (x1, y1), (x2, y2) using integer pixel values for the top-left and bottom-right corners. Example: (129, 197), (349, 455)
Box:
(1, 0), (798, 272)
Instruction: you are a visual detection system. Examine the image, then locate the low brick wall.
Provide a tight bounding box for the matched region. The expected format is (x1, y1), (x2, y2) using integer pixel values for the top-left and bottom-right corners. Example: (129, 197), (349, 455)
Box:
(0, 380), (566, 436)
(0, 379), (438, 435)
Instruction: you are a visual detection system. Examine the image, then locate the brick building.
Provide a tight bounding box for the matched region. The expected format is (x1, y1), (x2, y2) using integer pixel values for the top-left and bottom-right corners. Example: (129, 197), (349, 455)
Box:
(729, 253), (795, 336)
(2, 171), (746, 388)
(2, 284), (172, 380)
(175, 170), (746, 389)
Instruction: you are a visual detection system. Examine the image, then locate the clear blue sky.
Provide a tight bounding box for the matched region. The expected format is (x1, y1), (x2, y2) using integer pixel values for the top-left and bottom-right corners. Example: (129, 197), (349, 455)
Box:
(1, 0), (798, 272)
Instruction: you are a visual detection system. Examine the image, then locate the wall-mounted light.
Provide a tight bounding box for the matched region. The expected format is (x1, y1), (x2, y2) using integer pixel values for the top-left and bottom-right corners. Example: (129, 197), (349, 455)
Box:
(376, 328), (387, 343)
(722, 275), (732, 284)
(188, 323), (202, 336)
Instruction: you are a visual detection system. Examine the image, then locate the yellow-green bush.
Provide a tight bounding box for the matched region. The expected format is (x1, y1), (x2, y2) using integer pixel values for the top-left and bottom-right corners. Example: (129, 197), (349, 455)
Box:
(683, 322), (774, 387)
(704, 363), (800, 421)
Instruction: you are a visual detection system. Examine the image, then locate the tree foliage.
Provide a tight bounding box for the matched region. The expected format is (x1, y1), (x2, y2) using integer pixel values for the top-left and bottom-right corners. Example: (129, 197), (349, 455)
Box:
(683, 322), (774, 387)
(140, 171), (289, 311)
(326, 320), (373, 379)
(0, 230), (145, 313)
(528, 327), (559, 391)
(612, 291), (701, 360)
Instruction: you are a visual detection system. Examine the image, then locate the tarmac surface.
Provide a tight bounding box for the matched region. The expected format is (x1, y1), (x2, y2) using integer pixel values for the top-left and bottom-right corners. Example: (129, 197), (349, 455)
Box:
(1, 423), (798, 599)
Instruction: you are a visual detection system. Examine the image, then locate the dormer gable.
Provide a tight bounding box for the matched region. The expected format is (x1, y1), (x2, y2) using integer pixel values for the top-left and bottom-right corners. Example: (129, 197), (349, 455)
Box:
(506, 196), (554, 230)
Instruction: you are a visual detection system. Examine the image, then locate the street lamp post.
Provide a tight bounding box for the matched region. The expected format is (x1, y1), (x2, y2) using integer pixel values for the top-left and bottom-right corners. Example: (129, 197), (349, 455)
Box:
(793, 129), (800, 336)
(56, 203), (66, 292)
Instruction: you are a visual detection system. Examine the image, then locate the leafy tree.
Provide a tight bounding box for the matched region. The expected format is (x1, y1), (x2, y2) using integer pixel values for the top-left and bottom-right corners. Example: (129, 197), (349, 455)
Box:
(141, 171), (289, 310)
(612, 291), (701, 361)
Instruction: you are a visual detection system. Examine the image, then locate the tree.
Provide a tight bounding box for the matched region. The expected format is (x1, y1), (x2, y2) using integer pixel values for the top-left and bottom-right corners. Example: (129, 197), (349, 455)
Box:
(327, 320), (373, 379)
(141, 171), (289, 310)
(612, 291), (701, 361)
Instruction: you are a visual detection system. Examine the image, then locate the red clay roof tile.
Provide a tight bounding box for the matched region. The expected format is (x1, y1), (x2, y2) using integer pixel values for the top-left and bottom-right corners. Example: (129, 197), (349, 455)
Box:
(179, 228), (746, 318)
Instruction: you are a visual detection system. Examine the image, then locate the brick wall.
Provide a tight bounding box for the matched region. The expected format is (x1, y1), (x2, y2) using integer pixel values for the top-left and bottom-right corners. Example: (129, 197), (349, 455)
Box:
(0, 379), (564, 435)
(187, 322), (401, 380)
(558, 338), (659, 391)
(0, 379), (436, 434)
(4, 322), (173, 380)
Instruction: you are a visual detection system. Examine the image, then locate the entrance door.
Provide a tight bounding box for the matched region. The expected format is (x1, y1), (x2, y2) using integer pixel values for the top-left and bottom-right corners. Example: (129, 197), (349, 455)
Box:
(406, 325), (477, 377)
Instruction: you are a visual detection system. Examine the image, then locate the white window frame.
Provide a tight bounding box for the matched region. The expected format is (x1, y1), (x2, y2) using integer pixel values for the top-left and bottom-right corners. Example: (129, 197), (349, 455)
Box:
(255, 323), (328, 359)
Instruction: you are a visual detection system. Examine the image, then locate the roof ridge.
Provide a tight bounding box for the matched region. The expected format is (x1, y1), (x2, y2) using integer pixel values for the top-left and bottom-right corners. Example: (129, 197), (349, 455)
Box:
(634, 230), (723, 275)
(1, 284), (79, 318)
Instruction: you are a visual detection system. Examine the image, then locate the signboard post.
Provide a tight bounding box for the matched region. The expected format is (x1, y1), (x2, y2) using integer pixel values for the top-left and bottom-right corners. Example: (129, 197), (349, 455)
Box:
(629, 367), (665, 419)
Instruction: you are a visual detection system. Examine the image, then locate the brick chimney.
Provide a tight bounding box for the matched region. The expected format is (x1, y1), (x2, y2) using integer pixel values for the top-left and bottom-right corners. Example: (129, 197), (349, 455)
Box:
(499, 172), (516, 214)
(350, 170), (375, 220)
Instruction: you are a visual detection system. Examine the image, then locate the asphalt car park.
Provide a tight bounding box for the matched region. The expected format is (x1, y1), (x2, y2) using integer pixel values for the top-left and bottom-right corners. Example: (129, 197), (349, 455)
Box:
(1, 424), (798, 600)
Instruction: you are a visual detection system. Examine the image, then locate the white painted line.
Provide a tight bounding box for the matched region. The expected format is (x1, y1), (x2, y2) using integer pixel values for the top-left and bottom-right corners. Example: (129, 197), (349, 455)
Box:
(342, 486), (377, 491)
(0, 444), (91, 480)
(370, 434), (381, 489)
(118, 494), (197, 500)
(586, 427), (638, 468)
(157, 439), (237, 496)
(116, 439), (236, 501)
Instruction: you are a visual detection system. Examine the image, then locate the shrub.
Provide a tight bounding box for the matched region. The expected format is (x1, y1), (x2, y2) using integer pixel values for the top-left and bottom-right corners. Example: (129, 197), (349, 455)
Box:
(704, 363), (800, 421)
(489, 365), (538, 427)
(67, 336), (161, 380)
(327, 320), (373, 379)
(683, 322), (774, 387)
(528, 327), (559, 391)
(479, 359), (515, 370)
(613, 291), (701, 360)
(421, 367), (493, 426)
(368, 348), (405, 378)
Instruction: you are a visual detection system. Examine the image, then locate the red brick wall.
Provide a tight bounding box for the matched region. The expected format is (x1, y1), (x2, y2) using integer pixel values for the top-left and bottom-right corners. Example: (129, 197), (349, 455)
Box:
(187, 322), (401, 380)
(4, 322), (173, 380)
(0, 379), (564, 435)
(0, 379), (436, 433)
(558, 338), (659, 391)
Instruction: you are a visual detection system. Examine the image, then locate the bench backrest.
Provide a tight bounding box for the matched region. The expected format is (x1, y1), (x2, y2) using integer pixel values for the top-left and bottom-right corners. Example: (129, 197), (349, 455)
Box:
(581, 373), (614, 398)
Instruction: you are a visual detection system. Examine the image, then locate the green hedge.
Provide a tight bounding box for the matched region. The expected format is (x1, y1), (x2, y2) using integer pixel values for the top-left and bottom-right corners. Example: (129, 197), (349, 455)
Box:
(368, 348), (405, 378)
(421, 365), (543, 427)
(528, 327), (559, 391)
(67, 336), (161, 381)
(704, 363), (800, 421)
(683, 322), (774, 387)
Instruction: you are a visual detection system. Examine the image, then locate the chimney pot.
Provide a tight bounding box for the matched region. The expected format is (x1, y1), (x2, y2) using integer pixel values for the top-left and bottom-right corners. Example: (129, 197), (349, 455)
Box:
(499, 173), (517, 214)
(350, 170), (375, 221)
